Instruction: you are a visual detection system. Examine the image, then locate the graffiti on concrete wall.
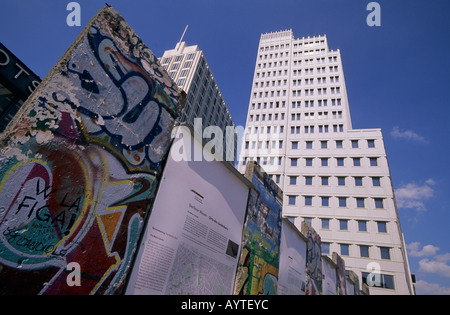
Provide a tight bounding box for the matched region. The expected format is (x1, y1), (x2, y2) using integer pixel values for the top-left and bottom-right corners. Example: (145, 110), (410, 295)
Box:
(302, 221), (323, 295)
(333, 252), (347, 295)
(0, 7), (183, 295)
(234, 162), (282, 295)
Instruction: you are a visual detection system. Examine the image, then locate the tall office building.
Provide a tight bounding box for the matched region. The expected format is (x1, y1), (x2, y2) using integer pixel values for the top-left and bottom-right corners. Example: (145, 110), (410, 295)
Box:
(159, 41), (237, 163)
(237, 30), (414, 295)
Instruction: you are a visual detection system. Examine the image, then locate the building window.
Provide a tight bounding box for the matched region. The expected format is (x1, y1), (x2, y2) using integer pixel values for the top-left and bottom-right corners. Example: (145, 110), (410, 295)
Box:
(338, 176), (346, 186)
(339, 219), (348, 231)
(305, 196), (313, 206)
(305, 158), (313, 166)
(321, 158), (328, 166)
(375, 198), (384, 209)
(353, 157), (361, 166)
(322, 218), (330, 229)
(372, 177), (381, 187)
(358, 220), (367, 232)
(275, 175), (280, 183)
(354, 177), (363, 186)
(362, 273), (395, 290)
(288, 195), (296, 205)
(336, 157), (344, 166)
(380, 247), (391, 260)
(360, 245), (370, 258)
(351, 140), (359, 148)
(377, 221), (387, 233)
(367, 139), (375, 148)
(356, 197), (365, 208)
(306, 141), (313, 149)
(370, 157), (378, 166)
(292, 141), (299, 149)
(340, 244), (349, 256)
(321, 196), (330, 207)
(338, 197), (347, 207)
(336, 140), (343, 148)
(289, 176), (297, 185)
(321, 140), (328, 149)
(321, 176), (329, 186)
(305, 176), (313, 185)
(291, 158), (298, 167)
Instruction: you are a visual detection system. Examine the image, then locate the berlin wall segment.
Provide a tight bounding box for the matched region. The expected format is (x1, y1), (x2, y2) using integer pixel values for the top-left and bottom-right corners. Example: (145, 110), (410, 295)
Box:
(0, 7), (184, 295)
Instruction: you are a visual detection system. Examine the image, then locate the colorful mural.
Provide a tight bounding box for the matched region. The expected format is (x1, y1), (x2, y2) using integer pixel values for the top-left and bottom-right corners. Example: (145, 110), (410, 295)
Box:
(234, 162), (282, 295)
(333, 252), (347, 295)
(0, 7), (183, 295)
(302, 221), (323, 295)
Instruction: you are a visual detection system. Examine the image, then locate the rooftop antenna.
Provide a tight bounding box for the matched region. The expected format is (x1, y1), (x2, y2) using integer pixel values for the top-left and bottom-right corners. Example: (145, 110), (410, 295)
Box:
(176, 24), (189, 51)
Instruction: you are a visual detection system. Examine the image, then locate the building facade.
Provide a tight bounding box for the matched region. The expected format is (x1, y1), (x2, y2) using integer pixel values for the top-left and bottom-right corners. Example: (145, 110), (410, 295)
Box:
(159, 42), (236, 163)
(237, 30), (414, 295)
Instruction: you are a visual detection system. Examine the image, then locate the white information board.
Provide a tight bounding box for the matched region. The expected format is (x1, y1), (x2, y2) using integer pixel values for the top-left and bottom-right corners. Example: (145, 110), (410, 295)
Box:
(322, 256), (337, 295)
(126, 126), (250, 295)
(277, 218), (307, 295)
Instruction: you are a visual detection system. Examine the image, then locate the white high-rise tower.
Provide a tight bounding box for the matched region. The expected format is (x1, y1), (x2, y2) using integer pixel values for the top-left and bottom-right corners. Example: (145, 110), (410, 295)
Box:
(159, 40), (237, 163)
(237, 30), (414, 295)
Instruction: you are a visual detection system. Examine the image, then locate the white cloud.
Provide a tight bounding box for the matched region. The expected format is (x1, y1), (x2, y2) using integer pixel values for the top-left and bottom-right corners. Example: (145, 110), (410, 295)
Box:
(415, 280), (450, 295)
(418, 257), (450, 278)
(409, 244), (450, 279)
(407, 243), (450, 292)
(395, 179), (435, 212)
(390, 126), (427, 143)
(407, 242), (440, 257)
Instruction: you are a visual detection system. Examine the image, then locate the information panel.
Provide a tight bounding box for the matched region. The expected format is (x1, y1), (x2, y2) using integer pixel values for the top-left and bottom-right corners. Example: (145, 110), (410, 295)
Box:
(126, 126), (250, 295)
(277, 218), (307, 295)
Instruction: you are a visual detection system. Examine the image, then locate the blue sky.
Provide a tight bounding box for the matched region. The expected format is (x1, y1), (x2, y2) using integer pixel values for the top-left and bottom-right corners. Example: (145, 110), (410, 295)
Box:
(1, 0), (450, 294)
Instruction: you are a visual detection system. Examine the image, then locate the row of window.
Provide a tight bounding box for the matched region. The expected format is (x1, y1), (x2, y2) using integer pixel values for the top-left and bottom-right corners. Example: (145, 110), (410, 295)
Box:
(252, 87), (341, 99)
(254, 65), (338, 80)
(256, 57), (336, 71)
(249, 109), (343, 123)
(161, 52), (195, 66)
(322, 242), (393, 261)
(242, 156), (380, 169)
(250, 99), (342, 113)
(245, 123), (345, 136)
(298, 216), (394, 263)
(244, 139), (376, 152)
(316, 218), (389, 233)
(297, 139), (375, 150)
(288, 195), (386, 209)
(292, 155), (379, 166)
(288, 175), (382, 188)
(258, 38), (326, 55)
(289, 156), (380, 167)
(259, 48), (330, 62)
